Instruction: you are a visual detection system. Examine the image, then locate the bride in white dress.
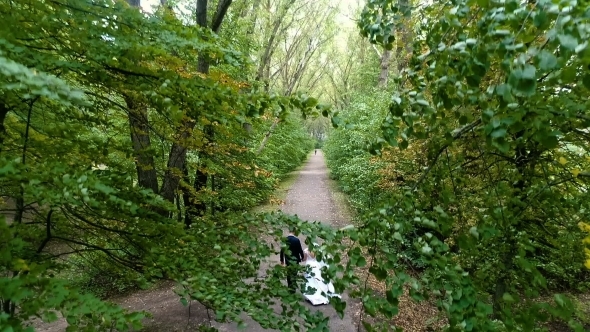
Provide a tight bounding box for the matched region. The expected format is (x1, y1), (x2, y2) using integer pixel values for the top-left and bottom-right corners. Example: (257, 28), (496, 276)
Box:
(302, 248), (341, 305)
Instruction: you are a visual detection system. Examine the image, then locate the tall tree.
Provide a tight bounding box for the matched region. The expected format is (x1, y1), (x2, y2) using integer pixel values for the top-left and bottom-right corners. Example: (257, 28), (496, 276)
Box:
(182, 0), (234, 223)
(125, 0), (159, 193)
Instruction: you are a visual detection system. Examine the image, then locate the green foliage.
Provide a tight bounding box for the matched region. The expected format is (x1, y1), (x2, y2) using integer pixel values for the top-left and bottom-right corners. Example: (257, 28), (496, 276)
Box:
(0, 217), (146, 332)
(326, 0), (590, 329)
(0, 0), (333, 331)
(4, 0), (589, 330)
(324, 90), (390, 210)
(65, 252), (146, 299)
(256, 115), (314, 176)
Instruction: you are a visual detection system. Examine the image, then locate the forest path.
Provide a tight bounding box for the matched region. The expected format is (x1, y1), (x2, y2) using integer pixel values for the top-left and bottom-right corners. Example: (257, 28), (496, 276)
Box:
(212, 150), (361, 332)
(34, 151), (361, 332)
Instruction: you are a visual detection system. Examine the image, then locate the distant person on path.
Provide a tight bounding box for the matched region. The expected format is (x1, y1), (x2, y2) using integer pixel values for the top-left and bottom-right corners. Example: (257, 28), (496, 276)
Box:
(280, 228), (305, 294)
(315, 149), (317, 155)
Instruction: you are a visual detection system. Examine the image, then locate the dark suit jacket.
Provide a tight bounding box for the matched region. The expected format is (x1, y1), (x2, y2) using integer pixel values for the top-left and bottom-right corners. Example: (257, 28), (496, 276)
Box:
(280, 235), (304, 265)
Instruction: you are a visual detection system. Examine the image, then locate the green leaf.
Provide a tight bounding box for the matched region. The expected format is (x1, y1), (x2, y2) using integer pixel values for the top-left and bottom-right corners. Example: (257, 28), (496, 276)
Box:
(399, 139), (409, 150)
(385, 288), (399, 306)
(540, 134), (559, 149)
(508, 65), (537, 96)
(503, 293), (515, 303)
(537, 50), (557, 70)
(554, 294), (567, 307)
(357, 256), (368, 267)
(332, 297), (347, 318)
(496, 84), (513, 101)
(557, 34), (578, 50)
(304, 97), (318, 108)
(533, 10), (548, 28)
(491, 128), (507, 138)
(237, 320), (248, 329)
(362, 320), (375, 332)
(2, 326), (14, 332)
(369, 266), (388, 281)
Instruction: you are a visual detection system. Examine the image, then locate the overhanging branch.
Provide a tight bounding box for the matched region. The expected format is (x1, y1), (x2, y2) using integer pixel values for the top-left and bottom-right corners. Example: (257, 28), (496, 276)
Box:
(412, 119), (482, 191)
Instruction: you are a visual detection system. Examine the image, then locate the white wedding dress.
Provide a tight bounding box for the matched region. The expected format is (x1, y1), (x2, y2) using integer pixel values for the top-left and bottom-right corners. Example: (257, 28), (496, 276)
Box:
(302, 253), (341, 305)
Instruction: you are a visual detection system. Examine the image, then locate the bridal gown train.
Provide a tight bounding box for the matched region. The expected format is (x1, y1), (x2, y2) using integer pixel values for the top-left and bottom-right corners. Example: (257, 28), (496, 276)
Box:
(302, 258), (341, 305)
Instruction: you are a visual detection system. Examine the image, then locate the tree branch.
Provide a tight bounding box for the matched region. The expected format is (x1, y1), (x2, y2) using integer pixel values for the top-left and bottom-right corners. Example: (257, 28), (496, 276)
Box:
(36, 210), (53, 253)
(211, 0), (233, 33)
(256, 118), (280, 155)
(412, 119), (481, 191)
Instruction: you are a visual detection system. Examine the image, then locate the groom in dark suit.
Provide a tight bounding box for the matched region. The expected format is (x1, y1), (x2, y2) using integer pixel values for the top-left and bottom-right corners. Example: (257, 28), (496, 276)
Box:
(280, 228), (305, 294)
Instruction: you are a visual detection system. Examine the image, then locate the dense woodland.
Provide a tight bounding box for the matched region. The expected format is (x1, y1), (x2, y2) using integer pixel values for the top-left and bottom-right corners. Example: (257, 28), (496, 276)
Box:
(1, 0), (590, 331)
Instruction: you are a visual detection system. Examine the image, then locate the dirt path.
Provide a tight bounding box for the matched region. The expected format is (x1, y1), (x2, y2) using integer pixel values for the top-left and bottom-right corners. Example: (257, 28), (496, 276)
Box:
(34, 151), (361, 332)
(279, 151), (361, 332)
(213, 151), (361, 332)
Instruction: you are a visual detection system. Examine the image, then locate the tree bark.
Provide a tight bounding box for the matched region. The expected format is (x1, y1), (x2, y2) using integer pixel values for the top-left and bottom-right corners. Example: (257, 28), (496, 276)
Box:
(182, 166), (193, 227)
(124, 0), (159, 193)
(378, 49), (392, 88)
(191, 0), (212, 218)
(196, 0), (210, 74)
(159, 120), (194, 202)
(125, 95), (159, 193)
(256, 19), (282, 82)
(211, 0), (233, 33)
(193, 124), (214, 218)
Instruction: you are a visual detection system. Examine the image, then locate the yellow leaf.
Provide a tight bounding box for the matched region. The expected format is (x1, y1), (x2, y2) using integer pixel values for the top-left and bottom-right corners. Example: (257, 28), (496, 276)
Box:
(572, 168), (581, 177)
(558, 157), (567, 165)
(14, 258), (29, 271)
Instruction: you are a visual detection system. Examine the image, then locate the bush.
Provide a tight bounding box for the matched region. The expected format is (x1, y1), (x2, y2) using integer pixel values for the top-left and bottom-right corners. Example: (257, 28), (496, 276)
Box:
(65, 252), (146, 299)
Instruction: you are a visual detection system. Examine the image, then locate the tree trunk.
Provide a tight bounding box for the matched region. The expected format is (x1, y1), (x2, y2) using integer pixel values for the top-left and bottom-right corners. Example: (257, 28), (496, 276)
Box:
(159, 121), (194, 202)
(182, 166), (193, 227)
(125, 96), (159, 193)
(396, 0), (413, 73)
(191, 0), (212, 218)
(0, 101), (9, 154)
(193, 125), (214, 217)
(245, 0), (262, 34)
(196, 0), (210, 74)
(256, 18), (282, 82)
(256, 118), (280, 155)
(124, 0), (159, 193)
(158, 0), (232, 206)
(193, 166), (208, 216)
(211, 0), (233, 33)
(378, 49), (392, 88)
(255, 0), (294, 82)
